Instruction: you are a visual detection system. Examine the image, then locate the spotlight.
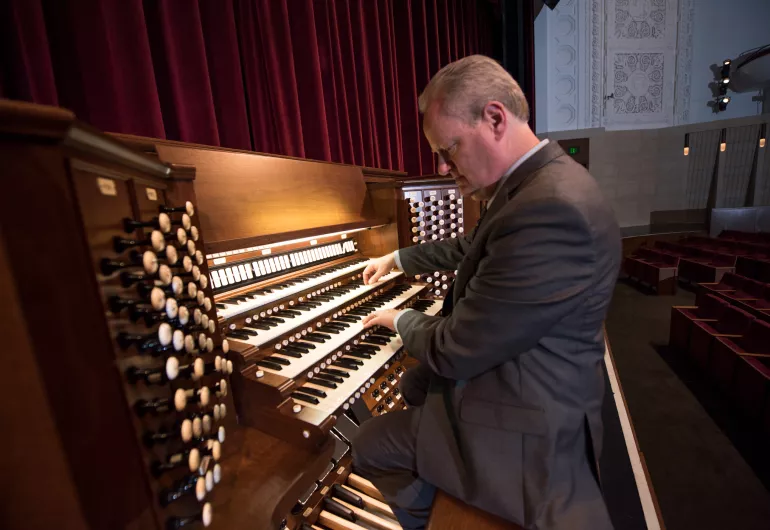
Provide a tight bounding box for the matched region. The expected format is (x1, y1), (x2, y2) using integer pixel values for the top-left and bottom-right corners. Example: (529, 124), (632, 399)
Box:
(717, 96), (731, 112)
(722, 77), (730, 85)
(723, 59), (731, 65)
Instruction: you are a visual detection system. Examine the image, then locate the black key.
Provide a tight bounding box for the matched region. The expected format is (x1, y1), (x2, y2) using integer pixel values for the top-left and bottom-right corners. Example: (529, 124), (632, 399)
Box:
(308, 332), (332, 340)
(323, 497), (355, 522)
(250, 322), (273, 330)
(266, 356), (291, 366)
(226, 331), (250, 340)
(216, 303), (227, 310)
(256, 360), (283, 371)
(331, 483), (364, 508)
(276, 349), (301, 358)
(316, 372), (345, 383)
(295, 341), (316, 350)
(333, 360), (359, 371)
(298, 387), (327, 398)
(285, 345), (310, 354)
(304, 336), (326, 344)
(340, 357), (364, 366)
(321, 368), (350, 378)
(344, 351), (371, 360)
(310, 377), (338, 389)
(238, 328), (259, 336)
(291, 392), (319, 405)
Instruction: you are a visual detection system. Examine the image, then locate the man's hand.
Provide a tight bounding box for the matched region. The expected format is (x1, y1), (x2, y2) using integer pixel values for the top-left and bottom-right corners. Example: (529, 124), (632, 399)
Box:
(362, 253), (396, 285)
(362, 309), (400, 332)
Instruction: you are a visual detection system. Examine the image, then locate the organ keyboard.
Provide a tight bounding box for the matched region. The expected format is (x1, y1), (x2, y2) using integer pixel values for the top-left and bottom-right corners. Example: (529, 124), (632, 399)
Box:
(2, 100), (479, 530)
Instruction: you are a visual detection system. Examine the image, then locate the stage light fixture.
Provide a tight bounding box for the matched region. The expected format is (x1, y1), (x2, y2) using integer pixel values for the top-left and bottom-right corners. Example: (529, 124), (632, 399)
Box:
(717, 95), (731, 112)
(722, 77), (730, 85)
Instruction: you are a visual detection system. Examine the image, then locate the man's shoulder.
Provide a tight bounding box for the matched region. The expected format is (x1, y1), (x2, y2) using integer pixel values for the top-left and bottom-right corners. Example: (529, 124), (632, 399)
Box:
(501, 158), (617, 235)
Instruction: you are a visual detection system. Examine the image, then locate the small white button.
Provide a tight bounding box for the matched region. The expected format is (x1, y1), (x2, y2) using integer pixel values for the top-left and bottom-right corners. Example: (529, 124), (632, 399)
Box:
(165, 356), (180, 380)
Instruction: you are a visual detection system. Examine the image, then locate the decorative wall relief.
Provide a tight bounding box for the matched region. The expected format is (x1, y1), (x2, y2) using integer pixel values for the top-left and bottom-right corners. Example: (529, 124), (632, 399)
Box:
(538, 0), (694, 131)
(605, 0), (678, 129)
(613, 0), (669, 40)
(613, 53), (664, 114)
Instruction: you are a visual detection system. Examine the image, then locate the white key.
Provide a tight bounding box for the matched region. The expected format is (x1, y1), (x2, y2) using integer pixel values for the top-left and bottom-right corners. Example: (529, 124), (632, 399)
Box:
(215, 259), (374, 321)
(256, 280), (420, 380)
(211, 273), (221, 289)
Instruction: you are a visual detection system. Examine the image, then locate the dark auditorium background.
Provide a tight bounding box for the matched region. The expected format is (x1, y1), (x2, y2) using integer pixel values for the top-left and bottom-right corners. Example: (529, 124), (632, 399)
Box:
(2, 1), (770, 530)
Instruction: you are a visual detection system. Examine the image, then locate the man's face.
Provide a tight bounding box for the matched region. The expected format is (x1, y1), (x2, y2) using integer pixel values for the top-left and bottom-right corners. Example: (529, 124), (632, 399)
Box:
(423, 101), (500, 199)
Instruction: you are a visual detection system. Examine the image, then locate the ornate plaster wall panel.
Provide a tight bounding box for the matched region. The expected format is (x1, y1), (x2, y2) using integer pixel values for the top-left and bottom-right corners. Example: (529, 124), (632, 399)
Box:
(605, 0), (679, 129)
(538, 0), (693, 131)
(544, 0), (605, 131)
(674, 0), (694, 125)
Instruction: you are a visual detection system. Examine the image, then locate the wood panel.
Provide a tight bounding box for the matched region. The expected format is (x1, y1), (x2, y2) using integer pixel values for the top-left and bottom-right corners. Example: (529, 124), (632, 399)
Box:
(426, 491), (522, 530)
(110, 134), (403, 253)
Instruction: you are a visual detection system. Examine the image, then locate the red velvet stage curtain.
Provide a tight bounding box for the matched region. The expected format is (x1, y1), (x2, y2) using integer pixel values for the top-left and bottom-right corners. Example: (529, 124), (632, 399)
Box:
(0, 0), (497, 176)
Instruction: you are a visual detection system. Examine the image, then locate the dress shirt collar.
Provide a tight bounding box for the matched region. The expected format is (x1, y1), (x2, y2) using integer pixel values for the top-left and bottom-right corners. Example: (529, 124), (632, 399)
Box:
(487, 139), (550, 206)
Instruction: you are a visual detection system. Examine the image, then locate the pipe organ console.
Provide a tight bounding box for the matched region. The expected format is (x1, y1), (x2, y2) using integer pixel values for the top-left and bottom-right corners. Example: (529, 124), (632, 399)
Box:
(1, 101), (479, 530)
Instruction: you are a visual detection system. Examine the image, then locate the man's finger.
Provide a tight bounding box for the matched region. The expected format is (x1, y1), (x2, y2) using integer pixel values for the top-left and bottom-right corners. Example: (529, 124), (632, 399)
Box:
(367, 268), (383, 285)
(362, 313), (379, 328)
(362, 264), (376, 284)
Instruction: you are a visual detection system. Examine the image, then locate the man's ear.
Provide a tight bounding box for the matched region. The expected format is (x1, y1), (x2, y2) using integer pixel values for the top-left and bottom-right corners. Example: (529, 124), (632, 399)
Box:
(482, 102), (506, 139)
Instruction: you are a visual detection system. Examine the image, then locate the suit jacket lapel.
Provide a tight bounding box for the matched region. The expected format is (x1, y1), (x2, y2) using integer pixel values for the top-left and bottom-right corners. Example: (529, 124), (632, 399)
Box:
(452, 142), (567, 307)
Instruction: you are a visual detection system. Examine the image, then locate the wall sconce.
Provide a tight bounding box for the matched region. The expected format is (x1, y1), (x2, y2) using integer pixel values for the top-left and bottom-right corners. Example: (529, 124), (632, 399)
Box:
(719, 129), (727, 152)
(683, 133), (690, 156)
(761, 124), (766, 148)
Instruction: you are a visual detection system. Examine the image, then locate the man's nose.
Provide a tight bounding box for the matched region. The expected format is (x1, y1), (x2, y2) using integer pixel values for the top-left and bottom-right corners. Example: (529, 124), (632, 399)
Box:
(437, 154), (451, 176)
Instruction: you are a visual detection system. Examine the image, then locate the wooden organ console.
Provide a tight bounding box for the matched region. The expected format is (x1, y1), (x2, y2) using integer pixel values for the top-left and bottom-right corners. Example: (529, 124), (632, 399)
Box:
(0, 100), (481, 530)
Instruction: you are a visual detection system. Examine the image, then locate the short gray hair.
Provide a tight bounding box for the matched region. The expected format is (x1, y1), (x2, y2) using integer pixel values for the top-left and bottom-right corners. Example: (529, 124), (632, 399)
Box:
(418, 55), (529, 123)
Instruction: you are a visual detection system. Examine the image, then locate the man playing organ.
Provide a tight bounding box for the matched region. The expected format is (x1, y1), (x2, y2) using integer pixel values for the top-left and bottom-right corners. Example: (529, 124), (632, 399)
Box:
(355, 55), (621, 530)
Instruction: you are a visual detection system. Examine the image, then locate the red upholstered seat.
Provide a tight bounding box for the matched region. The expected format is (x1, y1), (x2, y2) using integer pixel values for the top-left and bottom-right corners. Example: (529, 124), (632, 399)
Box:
(669, 294), (730, 352)
(733, 356), (770, 421)
(723, 277), (766, 302)
(678, 249), (736, 284)
(688, 305), (755, 371)
(709, 319), (770, 395)
(700, 272), (744, 294)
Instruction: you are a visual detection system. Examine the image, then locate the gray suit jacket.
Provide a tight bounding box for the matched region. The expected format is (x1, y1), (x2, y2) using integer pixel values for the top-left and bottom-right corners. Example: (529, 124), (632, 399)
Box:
(396, 142), (620, 529)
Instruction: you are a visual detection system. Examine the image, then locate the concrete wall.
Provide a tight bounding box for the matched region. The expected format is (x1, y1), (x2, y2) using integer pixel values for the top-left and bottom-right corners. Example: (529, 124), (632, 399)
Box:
(539, 114), (770, 229)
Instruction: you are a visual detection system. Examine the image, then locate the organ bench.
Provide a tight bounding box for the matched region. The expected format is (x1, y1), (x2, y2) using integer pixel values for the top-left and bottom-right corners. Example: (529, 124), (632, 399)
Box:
(1, 99), (515, 530)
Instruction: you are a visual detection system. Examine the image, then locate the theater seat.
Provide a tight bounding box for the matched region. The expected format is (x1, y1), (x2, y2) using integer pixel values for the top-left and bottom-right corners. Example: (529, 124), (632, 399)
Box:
(427, 491), (523, 530)
(732, 356), (770, 421)
(669, 294), (729, 352)
(700, 272), (744, 294)
(722, 277), (766, 303)
(688, 305), (755, 371)
(708, 319), (770, 395)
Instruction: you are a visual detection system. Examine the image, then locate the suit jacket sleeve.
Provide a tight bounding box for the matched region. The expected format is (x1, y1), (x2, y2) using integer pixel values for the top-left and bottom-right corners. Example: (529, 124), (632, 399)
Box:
(398, 225), (476, 276)
(397, 197), (596, 380)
